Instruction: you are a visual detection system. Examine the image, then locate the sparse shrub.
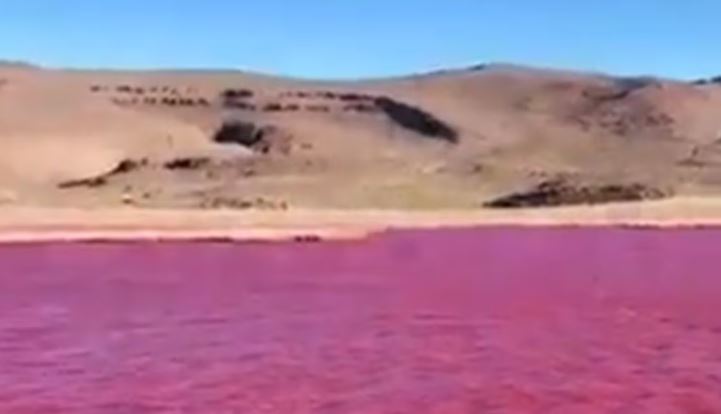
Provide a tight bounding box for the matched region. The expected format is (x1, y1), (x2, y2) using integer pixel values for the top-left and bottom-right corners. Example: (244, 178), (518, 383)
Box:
(221, 88), (254, 100)
(164, 157), (210, 170)
(263, 103), (283, 112)
(306, 104), (330, 112)
(338, 93), (371, 101)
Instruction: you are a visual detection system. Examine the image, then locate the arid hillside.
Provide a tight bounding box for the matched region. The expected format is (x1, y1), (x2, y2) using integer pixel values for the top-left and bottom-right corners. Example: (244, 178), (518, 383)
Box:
(2, 62), (721, 210)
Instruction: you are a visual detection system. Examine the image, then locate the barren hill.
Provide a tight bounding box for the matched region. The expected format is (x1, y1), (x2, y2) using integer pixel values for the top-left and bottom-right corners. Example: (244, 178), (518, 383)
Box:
(2, 62), (721, 210)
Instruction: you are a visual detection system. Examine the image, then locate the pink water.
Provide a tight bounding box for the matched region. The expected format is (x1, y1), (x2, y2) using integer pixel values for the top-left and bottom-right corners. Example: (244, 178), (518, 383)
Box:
(2, 227), (721, 413)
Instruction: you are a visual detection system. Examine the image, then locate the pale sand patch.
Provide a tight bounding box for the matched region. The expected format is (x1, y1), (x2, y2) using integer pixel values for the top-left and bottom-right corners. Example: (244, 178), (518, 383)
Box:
(1, 197), (721, 242)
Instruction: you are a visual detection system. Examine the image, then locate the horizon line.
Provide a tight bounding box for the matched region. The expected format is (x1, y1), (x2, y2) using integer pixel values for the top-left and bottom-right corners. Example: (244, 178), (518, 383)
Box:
(0, 57), (712, 82)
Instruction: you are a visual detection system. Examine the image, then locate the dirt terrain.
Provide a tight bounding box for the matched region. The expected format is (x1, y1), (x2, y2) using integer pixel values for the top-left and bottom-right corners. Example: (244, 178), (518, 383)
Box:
(3, 61), (721, 211)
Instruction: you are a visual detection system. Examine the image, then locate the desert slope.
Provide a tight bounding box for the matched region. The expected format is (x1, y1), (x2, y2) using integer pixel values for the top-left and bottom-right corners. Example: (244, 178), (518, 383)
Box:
(2, 62), (721, 210)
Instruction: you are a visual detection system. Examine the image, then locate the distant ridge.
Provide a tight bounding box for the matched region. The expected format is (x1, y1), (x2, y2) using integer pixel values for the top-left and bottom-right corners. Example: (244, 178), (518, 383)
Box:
(2, 57), (721, 82)
(0, 59), (38, 69)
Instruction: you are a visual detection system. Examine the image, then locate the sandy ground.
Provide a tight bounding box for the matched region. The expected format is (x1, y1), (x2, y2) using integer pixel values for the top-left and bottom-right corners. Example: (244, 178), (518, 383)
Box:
(2, 197), (721, 242)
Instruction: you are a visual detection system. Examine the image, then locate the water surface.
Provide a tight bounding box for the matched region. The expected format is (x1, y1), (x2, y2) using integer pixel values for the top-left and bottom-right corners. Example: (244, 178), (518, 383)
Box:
(1, 227), (721, 413)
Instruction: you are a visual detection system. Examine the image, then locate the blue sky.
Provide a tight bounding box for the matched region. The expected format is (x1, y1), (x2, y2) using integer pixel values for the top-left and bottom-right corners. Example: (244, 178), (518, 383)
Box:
(1, 1), (720, 79)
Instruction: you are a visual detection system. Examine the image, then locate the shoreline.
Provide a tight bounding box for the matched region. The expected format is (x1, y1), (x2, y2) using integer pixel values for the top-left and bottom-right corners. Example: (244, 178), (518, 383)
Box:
(4, 197), (721, 242)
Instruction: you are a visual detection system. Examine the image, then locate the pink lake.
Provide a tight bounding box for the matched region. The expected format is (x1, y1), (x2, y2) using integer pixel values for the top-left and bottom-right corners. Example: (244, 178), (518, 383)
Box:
(1, 227), (721, 413)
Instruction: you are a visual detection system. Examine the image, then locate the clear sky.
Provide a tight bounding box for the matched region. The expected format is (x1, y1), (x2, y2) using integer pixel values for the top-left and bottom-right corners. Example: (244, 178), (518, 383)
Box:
(1, 1), (719, 80)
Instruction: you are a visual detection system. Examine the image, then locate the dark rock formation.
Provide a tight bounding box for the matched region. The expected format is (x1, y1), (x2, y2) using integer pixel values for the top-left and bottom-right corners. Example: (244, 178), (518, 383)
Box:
(164, 157), (211, 170)
(178, 98), (198, 106)
(58, 159), (146, 189)
(109, 159), (146, 175)
(483, 180), (667, 208)
(58, 176), (108, 189)
(221, 89), (254, 100)
(213, 121), (266, 148)
(263, 103), (283, 112)
(225, 101), (256, 111)
(212, 121), (291, 154)
(338, 93), (373, 102)
(374, 96), (458, 143)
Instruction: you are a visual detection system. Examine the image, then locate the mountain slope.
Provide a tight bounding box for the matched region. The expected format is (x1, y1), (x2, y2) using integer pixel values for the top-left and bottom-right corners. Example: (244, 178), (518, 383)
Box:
(2, 63), (721, 209)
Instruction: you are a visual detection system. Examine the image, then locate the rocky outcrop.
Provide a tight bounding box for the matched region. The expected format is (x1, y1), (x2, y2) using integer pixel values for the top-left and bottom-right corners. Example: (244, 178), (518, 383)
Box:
(58, 159), (147, 189)
(221, 88), (254, 99)
(374, 97), (458, 143)
(213, 121), (265, 147)
(484, 180), (667, 208)
(212, 121), (291, 154)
